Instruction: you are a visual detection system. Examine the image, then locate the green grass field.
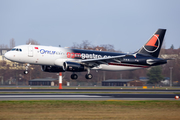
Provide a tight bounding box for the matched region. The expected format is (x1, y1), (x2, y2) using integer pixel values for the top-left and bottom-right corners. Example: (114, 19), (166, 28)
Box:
(0, 100), (180, 120)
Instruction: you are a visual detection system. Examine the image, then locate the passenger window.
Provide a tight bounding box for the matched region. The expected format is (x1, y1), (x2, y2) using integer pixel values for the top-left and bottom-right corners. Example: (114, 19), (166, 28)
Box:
(20, 49), (22, 52)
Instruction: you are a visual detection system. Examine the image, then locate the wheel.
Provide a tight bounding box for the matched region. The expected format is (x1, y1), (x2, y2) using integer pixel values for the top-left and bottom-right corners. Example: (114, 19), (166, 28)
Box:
(24, 70), (28, 74)
(71, 74), (78, 79)
(85, 74), (93, 79)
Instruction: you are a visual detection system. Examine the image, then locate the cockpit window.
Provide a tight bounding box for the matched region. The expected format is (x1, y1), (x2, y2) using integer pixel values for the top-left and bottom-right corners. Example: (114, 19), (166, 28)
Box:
(11, 48), (22, 52)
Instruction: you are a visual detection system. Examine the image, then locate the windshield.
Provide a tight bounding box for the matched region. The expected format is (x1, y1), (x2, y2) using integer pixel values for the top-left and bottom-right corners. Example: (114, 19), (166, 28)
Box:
(11, 48), (22, 52)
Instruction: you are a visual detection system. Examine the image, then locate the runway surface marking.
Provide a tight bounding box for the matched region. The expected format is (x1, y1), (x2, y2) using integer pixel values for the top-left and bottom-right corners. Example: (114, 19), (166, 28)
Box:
(0, 94), (107, 98)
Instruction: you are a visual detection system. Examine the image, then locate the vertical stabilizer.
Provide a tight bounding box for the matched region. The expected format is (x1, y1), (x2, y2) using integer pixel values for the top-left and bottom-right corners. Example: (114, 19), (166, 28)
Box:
(137, 29), (166, 57)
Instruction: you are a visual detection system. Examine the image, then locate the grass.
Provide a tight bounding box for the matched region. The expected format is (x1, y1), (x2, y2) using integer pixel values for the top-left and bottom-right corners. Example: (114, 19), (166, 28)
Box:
(0, 100), (180, 120)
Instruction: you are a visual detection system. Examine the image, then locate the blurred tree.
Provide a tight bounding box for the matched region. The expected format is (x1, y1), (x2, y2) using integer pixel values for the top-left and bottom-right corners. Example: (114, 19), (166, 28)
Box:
(170, 44), (174, 49)
(72, 40), (92, 50)
(10, 38), (15, 48)
(81, 40), (91, 49)
(72, 42), (80, 49)
(147, 66), (164, 84)
(100, 44), (116, 52)
(26, 39), (40, 45)
(0, 44), (8, 48)
(159, 40), (166, 55)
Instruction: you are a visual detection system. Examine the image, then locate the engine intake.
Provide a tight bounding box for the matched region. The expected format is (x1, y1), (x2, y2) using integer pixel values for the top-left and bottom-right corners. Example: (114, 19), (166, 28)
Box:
(63, 61), (86, 72)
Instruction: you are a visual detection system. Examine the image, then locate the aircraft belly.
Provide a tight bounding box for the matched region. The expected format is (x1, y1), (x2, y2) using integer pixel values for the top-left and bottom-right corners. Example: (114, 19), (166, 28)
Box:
(99, 64), (141, 71)
(37, 56), (56, 65)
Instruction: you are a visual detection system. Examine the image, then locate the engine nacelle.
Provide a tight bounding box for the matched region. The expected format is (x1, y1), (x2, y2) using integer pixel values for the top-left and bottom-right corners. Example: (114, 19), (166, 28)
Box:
(63, 61), (87, 72)
(41, 65), (65, 73)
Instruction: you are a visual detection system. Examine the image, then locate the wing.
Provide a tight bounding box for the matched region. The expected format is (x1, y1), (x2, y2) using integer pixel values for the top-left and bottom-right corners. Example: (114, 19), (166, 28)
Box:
(78, 55), (126, 68)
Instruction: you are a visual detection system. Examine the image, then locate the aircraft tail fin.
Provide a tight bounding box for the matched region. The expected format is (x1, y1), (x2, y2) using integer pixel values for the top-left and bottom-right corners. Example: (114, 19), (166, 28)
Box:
(137, 29), (166, 58)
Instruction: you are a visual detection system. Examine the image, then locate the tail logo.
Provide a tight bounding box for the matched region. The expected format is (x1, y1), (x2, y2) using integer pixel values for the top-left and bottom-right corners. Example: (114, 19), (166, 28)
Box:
(143, 34), (160, 53)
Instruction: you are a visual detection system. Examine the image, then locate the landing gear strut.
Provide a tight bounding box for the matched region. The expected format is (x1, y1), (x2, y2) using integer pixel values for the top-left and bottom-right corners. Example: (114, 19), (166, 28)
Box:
(24, 64), (30, 74)
(85, 68), (93, 79)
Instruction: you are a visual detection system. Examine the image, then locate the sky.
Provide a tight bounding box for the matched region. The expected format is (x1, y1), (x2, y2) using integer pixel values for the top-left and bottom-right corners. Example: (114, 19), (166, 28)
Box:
(0, 0), (180, 52)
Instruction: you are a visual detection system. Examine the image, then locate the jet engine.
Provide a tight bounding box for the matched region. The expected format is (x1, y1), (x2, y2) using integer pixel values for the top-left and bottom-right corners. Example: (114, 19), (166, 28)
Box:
(63, 61), (87, 72)
(41, 65), (65, 72)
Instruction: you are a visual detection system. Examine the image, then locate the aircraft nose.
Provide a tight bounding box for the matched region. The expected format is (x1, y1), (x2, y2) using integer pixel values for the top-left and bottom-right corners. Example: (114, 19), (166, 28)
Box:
(4, 52), (11, 60)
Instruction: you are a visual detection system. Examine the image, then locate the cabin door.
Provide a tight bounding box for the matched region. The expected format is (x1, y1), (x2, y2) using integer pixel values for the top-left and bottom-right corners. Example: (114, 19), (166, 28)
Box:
(28, 46), (33, 57)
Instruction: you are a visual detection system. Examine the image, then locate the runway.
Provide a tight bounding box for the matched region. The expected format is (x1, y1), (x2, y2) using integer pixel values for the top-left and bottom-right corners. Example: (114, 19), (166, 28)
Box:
(0, 89), (180, 92)
(0, 89), (180, 100)
(0, 93), (179, 100)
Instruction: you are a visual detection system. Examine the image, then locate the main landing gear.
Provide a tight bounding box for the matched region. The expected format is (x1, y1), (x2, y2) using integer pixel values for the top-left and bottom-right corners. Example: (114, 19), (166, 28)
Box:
(71, 74), (78, 79)
(86, 68), (93, 79)
(71, 68), (93, 80)
(71, 73), (93, 80)
(24, 64), (30, 74)
(85, 74), (93, 79)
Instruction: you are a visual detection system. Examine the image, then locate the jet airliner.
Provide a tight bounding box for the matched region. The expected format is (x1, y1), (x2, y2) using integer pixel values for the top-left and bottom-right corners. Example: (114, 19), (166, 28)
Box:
(4, 29), (167, 79)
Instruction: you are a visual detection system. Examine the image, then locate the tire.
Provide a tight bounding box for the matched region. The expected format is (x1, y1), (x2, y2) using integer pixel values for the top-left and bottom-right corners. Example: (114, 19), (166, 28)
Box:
(85, 74), (93, 79)
(71, 74), (78, 79)
(24, 70), (28, 74)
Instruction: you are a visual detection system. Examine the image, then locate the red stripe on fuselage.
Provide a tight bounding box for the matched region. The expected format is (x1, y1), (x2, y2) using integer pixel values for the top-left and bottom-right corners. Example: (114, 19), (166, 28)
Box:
(34, 47), (38, 49)
(108, 63), (149, 68)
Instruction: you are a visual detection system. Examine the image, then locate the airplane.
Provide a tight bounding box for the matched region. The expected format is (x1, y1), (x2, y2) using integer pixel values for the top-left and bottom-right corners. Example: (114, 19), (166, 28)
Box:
(4, 29), (167, 79)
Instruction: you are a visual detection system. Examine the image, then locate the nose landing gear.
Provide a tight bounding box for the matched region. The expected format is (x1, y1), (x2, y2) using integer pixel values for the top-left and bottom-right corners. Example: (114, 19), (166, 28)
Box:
(24, 70), (28, 74)
(24, 64), (30, 74)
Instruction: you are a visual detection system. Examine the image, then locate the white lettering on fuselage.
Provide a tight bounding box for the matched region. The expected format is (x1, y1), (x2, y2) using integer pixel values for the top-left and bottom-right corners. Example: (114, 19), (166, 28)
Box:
(67, 52), (112, 59)
(81, 53), (111, 59)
